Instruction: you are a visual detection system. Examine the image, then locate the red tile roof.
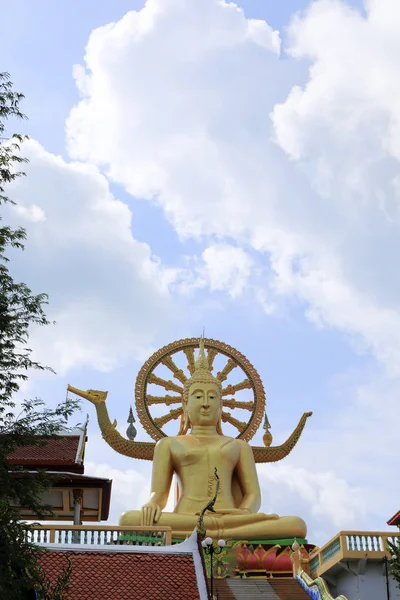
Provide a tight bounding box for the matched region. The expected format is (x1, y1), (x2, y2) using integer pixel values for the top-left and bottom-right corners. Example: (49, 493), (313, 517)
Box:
(40, 549), (202, 599)
(7, 435), (84, 474)
(388, 509), (400, 526)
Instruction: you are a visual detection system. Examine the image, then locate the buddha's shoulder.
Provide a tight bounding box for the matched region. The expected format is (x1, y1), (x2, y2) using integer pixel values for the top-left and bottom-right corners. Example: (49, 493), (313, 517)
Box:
(156, 435), (189, 447)
(154, 436), (173, 451)
(220, 435), (236, 444)
(220, 437), (253, 455)
(222, 437), (250, 450)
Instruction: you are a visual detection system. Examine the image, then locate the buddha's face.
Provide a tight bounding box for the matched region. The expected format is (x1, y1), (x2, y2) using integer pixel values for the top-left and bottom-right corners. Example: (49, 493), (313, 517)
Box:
(187, 382), (221, 427)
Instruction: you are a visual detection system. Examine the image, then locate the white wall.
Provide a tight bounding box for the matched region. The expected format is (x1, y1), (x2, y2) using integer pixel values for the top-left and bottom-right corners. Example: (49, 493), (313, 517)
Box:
(330, 563), (397, 600)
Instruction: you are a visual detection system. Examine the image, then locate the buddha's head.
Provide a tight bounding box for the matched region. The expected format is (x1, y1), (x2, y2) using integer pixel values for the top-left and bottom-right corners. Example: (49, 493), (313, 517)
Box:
(179, 339), (223, 434)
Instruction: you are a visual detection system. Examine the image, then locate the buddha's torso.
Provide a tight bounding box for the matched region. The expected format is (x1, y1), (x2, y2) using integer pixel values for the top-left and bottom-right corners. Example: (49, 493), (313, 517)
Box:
(169, 434), (240, 514)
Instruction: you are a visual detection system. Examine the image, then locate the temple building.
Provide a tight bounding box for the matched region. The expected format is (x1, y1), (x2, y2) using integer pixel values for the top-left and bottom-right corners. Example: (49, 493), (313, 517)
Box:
(7, 421), (111, 524)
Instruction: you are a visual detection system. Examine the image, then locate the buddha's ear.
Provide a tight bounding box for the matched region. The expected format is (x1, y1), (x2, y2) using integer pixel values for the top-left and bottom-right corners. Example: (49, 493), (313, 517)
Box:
(184, 409), (189, 432)
(178, 406), (190, 436)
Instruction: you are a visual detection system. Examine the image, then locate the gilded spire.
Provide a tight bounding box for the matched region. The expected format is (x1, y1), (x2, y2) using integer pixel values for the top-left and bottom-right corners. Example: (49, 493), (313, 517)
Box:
(194, 336), (210, 372)
(263, 411), (271, 430)
(186, 337), (219, 387)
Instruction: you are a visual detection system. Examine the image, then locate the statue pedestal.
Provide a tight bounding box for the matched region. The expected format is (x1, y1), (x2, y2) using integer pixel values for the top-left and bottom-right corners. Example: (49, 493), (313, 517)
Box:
(201, 538), (316, 580)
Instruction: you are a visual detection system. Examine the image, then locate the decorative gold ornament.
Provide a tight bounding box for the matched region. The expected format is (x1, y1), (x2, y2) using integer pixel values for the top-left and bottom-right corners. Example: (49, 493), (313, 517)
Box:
(68, 337), (312, 465)
(263, 430), (273, 447)
(196, 467), (220, 538)
(262, 411), (273, 447)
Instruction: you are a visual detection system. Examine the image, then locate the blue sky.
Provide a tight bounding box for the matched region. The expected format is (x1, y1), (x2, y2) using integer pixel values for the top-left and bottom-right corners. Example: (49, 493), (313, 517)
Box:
(2, 0), (400, 545)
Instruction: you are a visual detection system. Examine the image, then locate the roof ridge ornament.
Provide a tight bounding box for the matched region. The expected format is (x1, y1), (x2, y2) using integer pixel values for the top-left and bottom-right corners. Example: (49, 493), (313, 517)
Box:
(126, 406), (137, 441)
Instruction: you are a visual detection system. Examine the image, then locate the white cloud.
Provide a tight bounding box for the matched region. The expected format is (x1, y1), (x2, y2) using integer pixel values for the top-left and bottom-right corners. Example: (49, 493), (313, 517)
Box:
(180, 243), (255, 298)
(200, 244), (253, 297)
(84, 461), (153, 524)
(256, 365), (400, 541)
(258, 463), (366, 539)
(64, 0), (400, 377)
(13, 203), (46, 222)
(66, 0), (286, 244)
(5, 139), (180, 373)
(271, 0), (400, 372)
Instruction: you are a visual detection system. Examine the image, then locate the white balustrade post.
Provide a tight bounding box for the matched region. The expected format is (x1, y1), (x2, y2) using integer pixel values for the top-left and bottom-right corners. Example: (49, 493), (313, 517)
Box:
(72, 489), (83, 543)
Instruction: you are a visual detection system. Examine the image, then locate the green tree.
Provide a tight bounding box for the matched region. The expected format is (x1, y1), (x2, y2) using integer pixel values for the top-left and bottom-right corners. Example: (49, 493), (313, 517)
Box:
(0, 72), (79, 599)
(388, 537), (400, 593)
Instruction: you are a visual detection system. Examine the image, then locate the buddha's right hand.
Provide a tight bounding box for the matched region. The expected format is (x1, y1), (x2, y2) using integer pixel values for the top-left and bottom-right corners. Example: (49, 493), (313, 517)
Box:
(140, 502), (162, 526)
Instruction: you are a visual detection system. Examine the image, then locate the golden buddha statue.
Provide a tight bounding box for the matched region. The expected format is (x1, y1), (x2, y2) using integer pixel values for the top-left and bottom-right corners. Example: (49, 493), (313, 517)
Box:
(119, 340), (306, 539)
(68, 337), (310, 541)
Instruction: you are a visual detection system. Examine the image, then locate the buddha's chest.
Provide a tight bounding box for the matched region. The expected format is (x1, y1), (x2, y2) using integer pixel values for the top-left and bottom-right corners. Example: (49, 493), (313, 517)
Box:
(171, 437), (239, 469)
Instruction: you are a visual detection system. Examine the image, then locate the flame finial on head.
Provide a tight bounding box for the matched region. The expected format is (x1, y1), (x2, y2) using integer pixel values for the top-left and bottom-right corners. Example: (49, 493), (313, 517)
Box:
(195, 336), (210, 372)
(182, 338), (222, 400)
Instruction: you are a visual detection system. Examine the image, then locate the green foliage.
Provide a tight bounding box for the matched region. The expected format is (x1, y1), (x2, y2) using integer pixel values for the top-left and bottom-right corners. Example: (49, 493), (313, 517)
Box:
(388, 537), (400, 591)
(35, 556), (73, 600)
(0, 72), (79, 599)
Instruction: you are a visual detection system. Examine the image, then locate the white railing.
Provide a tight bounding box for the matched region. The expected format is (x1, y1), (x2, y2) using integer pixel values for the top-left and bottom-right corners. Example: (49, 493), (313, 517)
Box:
(308, 531), (400, 576)
(27, 525), (172, 546)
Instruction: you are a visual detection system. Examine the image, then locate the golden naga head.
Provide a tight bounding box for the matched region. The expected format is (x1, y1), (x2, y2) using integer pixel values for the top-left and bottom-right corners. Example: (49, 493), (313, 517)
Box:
(179, 338), (223, 435)
(67, 385), (108, 405)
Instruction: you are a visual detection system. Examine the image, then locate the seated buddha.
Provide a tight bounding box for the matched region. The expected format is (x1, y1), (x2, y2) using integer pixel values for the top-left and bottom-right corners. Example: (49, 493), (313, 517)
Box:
(119, 341), (307, 541)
